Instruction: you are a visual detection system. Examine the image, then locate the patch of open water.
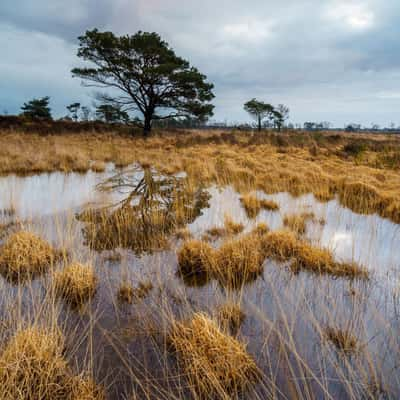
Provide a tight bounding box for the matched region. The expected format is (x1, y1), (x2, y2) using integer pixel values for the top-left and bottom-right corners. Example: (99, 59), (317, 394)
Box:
(0, 167), (399, 399)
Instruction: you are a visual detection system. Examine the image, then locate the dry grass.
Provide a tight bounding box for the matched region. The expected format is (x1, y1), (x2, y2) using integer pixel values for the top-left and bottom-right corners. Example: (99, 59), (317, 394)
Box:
(177, 240), (215, 283)
(0, 231), (57, 282)
(216, 302), (245, 333)
(240, 194), (262, 218)
(283, 212), (315, 235)
(118, 282), (135, 303)
(324, 327), (359, 354)
(169, 313), (259, 398)
(260, 199), (280, 211)
(202, 215), (244, 241)
(0, 327), (103, 400)
(224, 215), (245, 234)
(213, 234), (264, 288)
(1, 130), (400, 223)
(260, 230), (368, 279)
(54, 263), (97, 307)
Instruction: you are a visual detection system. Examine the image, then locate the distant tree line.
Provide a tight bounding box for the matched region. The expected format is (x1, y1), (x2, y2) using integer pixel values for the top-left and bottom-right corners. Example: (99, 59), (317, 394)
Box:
(6, 28), (400, 135)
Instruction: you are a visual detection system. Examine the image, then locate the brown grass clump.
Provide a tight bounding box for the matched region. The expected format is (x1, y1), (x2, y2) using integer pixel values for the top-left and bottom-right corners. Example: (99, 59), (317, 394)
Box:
(260, 199), (280, 211)
(252, 222), (270, 236)
(217, 303), (245, 333)
(202, 226), (227, 241)
(240, 194), (261, 218)
(240, 195), (280, 218)
(224, 215), (245, 235)
(260, 230), (368, 279)
(338, 181), (383, 215)
(118, 282), (135, 303)
(324, 327), (359, 354)
(0, 231), (57, 282)
(118, 280), (153, 304)
(177, 240), (215, 283)
(203, 216), (244, 241)
(214, 235), (264, 288)
(282, 213), (315, 235)
(175, 227), (193, 241)
(54, 263), (97, 306)
(0, 327), (103, 400)
(169, 313), (259, 398)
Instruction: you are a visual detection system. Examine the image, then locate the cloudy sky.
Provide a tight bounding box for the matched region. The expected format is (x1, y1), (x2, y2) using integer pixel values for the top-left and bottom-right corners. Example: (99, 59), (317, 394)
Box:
(1, 0), (400, 127)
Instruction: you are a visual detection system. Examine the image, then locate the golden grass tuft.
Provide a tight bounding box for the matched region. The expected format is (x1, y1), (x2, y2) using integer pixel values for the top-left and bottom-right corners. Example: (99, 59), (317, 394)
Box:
(0, 231), (57, 282)
(240, 194), (261, 218)
(260, 230), (368, 279)
(118, 282), (135, 303)
(0, 327), (103, 400)
(177, 240), (215, 282)
(54, 263), (97, 307)
(213, 235), (264, 288)
(203, 216), (244, 241)
(260, 199), (280, 211)
(169, 313), (259, 397)
(338, 181), (383, 215)
(282, 212), (315, 235)
(240, 194), (280, 218)
(324, 327), (359, 354)
(224, 215), (245, 235)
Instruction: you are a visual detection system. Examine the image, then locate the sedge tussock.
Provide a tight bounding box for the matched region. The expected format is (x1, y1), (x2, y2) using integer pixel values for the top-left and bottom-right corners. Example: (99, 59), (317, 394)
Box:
(0, 231), (57, 282)
(240, 194), (261, 218)
(213, 235), (264, 288)
(54, 263), (97, 306)
(324, 326), (359, 354)
(0, 327), (103, 400)
(260, 230), (368, 279)
(224, 215), (244, 235)
(177, 240), (215, 283)
(259, 199), (280, 211)
(169, 313), (259, 398)
(283, 212), (315, 235)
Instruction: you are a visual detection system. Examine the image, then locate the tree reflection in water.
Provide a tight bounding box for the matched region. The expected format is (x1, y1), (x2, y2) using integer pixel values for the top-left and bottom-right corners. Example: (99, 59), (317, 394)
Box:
(77, 166), (210, 254)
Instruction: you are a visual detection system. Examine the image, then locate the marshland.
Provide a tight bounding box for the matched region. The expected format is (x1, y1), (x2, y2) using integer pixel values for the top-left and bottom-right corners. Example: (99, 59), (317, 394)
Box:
(3, 1), (400, 397)
(0, 129), (400, 399)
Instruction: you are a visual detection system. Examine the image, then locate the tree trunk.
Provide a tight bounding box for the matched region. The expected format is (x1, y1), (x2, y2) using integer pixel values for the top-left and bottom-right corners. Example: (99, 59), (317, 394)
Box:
(143, 114), (152, 137)
(258, 116), (261, 132)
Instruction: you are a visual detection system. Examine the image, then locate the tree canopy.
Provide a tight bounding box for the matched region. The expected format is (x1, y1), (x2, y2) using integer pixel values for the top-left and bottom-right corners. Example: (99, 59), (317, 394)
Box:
(21, 97), (52, 120)
(95, 103), (130, 124)
(244, 99), (290, 131)
(72, 29), (215, 135)
(244, 99), (275, 131)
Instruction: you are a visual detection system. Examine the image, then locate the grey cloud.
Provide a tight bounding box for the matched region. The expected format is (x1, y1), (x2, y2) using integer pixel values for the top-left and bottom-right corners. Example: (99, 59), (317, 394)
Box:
(2, 0), (400, 126)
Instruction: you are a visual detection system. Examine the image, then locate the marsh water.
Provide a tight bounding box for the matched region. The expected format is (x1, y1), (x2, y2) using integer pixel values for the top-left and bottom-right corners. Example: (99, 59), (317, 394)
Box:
(1, 166), (400, 399)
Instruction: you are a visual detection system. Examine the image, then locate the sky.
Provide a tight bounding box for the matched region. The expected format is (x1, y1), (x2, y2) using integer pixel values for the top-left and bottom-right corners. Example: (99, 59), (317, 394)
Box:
(1, 0), (400, 127)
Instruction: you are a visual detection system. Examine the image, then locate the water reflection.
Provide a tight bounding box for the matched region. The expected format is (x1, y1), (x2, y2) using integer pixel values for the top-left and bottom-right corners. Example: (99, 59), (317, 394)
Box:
(77, 166), (211, 254)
